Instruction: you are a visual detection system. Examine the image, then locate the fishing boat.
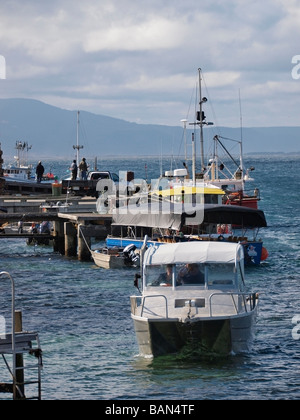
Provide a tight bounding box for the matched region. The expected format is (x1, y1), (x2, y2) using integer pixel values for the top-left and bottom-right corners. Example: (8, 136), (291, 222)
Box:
(130, 241), (259, 357)
(2, 141), (33, 182)
(107, 202), (268, 265)
(1, 142), (54, 194)
(182, 68), (260, 209)
(203, 134), (260, 209)
(150, 170), (224, 205)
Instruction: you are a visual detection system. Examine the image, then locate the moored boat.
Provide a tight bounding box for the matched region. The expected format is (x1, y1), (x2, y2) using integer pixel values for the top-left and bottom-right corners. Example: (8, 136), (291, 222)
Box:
(181, 68), (260, 209)
(91, 244), (140, 270)
(107, 202), (268, 265)
(131, 241), (259, 358)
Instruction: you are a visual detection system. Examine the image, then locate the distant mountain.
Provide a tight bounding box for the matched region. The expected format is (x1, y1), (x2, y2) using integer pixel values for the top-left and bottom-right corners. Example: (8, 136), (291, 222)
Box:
(0, 98), (299, 160)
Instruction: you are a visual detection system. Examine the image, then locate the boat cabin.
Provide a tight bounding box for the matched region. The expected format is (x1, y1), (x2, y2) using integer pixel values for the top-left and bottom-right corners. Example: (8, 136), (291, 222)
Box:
(151, 170), (224, 205)
(142, 241), (245, 293)
(3, 166), (31, 181)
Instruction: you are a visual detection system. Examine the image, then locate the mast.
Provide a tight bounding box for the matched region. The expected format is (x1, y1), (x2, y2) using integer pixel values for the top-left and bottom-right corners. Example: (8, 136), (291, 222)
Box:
(192, 132), (196, 186)
(187, 68), (213, 178)
(73, 111), (83, 167)
(239, 89), (244, 177)
(15, 141), (32, 168)
(189, 69), (212, 173)
(181, 119), (188, 161)
(199, 68), (205, 172)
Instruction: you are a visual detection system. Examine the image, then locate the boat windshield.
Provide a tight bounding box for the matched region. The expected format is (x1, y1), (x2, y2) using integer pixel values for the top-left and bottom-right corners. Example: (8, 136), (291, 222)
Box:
(145, 263), (205, 288)
(146, 264), (174, 287)
(145, 262), (236, 288)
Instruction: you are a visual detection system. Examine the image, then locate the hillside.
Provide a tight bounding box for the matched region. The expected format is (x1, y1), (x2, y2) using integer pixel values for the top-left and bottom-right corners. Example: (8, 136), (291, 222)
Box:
(0, 98), (299, 160)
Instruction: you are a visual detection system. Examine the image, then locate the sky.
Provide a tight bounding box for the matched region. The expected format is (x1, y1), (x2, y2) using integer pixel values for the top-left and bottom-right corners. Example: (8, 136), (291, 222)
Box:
(0, 0), (300, 128)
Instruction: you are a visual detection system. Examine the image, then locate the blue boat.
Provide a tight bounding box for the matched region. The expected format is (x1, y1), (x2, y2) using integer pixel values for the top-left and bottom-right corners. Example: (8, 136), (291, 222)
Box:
(106, 203), (268, 266)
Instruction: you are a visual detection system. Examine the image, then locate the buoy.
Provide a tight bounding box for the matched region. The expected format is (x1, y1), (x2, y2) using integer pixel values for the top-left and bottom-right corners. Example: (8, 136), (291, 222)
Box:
(261, 247), (269, 261)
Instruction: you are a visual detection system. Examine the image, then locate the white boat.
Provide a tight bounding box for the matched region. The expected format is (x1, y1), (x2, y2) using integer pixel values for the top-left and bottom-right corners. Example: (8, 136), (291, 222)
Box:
(91, 248), (128, 269)
(91, 244), (140, 270)
(130, 241), (259, 357)
(1, 142), (55, 194)
(2, 141), (32, 182)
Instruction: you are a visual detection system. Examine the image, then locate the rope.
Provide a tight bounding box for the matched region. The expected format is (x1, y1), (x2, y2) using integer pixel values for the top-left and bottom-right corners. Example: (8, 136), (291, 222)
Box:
(78, 225), (92, 254)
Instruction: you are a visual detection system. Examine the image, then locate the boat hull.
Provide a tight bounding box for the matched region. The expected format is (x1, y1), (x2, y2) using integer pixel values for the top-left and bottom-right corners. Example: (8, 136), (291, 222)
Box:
(132, 311), (256, 358)
(92, 250), (127, 269)
(107, 237), (265, 266)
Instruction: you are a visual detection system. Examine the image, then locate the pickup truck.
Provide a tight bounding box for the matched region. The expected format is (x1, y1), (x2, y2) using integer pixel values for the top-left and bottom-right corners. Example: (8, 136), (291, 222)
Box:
(62, 171), (120, 197)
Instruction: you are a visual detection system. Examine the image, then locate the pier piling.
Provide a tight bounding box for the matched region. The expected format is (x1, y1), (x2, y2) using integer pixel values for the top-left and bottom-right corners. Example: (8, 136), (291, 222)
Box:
(53, 220), (65, 255)
(64, 222), (77, 257)
(78, 223), (91, 261)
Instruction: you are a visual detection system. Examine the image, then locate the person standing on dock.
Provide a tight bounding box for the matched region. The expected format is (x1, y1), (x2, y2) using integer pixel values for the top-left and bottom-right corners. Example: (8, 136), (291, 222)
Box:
(79, 158), (88, 180)
(36, 161), (44, 183)
(70, 160), (78, 180)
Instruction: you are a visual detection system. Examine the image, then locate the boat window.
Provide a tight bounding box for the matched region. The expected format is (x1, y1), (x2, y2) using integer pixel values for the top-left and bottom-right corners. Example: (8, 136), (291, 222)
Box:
(145, 264), (174, 287)
(176, 263), (205, 286)
(204, 194), (219, 204)
(206, 263), (235, 287)
(111, 173), (120, 183)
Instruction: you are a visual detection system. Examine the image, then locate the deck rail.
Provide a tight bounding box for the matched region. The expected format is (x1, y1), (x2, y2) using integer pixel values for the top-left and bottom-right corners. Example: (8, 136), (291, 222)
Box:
(131, 295), (169, 319)
(131, 292), (258, 320)
(208, 292), (258, 317)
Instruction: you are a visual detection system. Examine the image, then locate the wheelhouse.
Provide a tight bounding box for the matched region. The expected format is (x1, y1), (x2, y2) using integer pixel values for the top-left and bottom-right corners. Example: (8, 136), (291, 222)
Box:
(142, 242), (245, 293)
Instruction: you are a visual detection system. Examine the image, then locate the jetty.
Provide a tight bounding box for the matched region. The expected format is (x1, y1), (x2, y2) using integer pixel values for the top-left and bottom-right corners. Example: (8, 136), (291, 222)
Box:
(0, 195), (112, 261)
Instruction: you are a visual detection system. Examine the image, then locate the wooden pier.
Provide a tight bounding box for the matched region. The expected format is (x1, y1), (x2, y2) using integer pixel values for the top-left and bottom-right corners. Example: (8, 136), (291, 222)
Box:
(0, 195), (112, 261)
(54, 212), (112, 261)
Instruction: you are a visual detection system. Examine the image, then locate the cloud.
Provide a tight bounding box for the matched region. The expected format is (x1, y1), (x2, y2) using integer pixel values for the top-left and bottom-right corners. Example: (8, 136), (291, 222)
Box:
(85, 18), (186, 52)
(0, 0), (299, 128)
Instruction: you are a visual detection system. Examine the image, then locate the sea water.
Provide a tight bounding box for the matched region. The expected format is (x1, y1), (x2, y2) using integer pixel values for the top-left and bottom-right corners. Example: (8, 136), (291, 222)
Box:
(0, 155), (299, 400)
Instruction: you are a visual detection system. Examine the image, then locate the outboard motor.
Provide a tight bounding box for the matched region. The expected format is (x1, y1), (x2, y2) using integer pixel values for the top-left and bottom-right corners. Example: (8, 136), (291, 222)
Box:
(123, 244), (139, 266)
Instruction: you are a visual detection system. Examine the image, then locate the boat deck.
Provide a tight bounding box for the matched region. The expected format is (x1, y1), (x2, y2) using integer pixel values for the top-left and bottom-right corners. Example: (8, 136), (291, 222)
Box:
(131, 289), (255, 321)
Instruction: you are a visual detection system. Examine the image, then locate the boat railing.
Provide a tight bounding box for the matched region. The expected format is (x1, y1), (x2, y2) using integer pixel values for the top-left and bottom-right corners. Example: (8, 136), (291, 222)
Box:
(131, 295), (169, 319)
(208, 292), (258, 317)
(131, 292), (258, 319)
